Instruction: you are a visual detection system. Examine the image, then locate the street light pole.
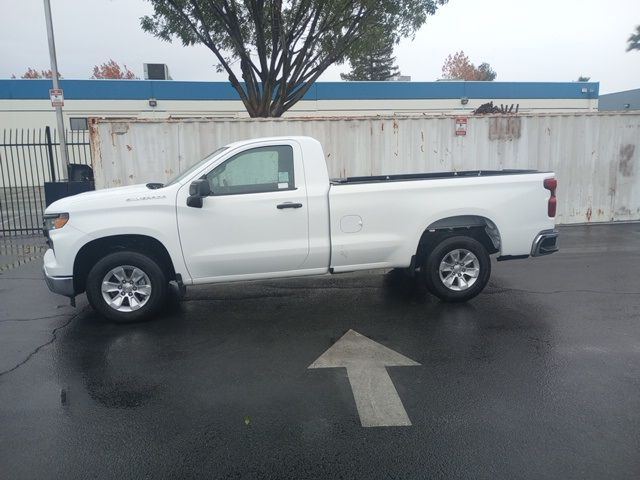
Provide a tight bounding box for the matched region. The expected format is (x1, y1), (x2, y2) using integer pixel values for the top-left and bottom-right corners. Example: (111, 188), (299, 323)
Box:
(43, 0), (69, 173)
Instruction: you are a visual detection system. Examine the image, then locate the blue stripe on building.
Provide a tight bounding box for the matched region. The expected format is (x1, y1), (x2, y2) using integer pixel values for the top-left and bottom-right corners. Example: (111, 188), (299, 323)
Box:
(0, 79), (599, 101)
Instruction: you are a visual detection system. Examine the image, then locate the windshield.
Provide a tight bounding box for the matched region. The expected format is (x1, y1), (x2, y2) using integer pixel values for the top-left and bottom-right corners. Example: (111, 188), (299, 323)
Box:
(163, 146), (229, 187)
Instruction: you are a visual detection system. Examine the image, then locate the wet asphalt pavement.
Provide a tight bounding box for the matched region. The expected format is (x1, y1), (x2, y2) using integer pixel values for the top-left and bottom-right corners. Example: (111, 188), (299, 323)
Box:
(0, 224), (639, 479)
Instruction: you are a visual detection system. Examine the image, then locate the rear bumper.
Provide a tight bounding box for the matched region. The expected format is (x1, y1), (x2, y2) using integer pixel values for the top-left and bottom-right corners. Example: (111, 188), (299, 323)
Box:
(43, 266), (75, 297)
(531, 229), (559, 257)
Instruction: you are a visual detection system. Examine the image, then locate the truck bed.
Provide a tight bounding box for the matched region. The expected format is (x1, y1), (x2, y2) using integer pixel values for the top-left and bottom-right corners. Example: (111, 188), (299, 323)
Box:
(330, 169), (542, 185)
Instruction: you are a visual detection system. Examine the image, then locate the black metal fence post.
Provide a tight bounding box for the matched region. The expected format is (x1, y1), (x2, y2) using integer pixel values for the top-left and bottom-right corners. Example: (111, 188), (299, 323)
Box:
(44, 126), (56, 182)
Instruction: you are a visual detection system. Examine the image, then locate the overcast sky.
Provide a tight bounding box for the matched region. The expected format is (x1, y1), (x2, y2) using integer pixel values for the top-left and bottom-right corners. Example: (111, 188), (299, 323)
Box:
(1, 0), (639, 94)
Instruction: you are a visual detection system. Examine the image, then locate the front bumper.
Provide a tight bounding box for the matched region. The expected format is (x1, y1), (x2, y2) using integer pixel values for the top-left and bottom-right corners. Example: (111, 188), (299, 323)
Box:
(531, 229), (559, 257)
(43, 266), (75, 297)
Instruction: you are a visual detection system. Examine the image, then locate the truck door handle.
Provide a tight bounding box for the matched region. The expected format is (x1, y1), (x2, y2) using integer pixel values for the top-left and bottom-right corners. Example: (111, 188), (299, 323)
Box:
(277, 202), (303, 209)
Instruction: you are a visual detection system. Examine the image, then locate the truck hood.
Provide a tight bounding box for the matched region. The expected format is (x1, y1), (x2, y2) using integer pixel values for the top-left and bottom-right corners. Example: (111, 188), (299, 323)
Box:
(45, 184), (170, 214)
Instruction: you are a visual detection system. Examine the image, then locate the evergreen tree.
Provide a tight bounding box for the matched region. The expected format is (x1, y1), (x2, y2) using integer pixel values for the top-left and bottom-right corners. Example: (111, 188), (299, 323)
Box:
(627, 25), (640, 51)
(341, 26), (399, 81)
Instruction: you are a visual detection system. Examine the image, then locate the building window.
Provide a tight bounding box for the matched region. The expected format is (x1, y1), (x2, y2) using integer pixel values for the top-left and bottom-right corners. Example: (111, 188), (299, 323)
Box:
(69, 118), (88, 131)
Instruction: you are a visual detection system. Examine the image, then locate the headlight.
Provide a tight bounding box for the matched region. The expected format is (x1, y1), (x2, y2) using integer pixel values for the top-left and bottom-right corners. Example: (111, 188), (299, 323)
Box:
(43, 213), (69, 232)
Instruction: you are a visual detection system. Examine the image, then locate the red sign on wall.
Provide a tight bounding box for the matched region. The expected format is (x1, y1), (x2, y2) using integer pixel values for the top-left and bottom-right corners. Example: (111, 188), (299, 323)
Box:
(455, 117), (467, 136)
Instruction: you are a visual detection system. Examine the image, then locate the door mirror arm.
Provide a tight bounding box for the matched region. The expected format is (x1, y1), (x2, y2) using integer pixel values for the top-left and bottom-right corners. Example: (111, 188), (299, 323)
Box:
(187, 179), (212, 208)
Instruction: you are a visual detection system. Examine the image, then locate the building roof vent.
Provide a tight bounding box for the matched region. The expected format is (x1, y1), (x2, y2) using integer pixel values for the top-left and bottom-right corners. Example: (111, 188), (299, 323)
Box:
(388, 73), (411, 81)
(144, 63), (172, 80)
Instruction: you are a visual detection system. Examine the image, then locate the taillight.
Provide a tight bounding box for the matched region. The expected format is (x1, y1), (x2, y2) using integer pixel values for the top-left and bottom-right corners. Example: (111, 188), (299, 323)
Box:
(544, 178), (557, 191)
(544, 178), (557, 217)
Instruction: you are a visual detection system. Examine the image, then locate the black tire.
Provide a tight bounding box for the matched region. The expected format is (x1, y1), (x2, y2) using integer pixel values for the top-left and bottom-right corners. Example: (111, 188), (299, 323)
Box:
(85, 251), (167, 323)
(422, 236), (491, 302)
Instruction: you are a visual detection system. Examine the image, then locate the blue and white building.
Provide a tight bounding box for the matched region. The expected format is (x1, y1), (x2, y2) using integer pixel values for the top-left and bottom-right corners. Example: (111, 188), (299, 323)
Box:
(0, 79), (599, 131)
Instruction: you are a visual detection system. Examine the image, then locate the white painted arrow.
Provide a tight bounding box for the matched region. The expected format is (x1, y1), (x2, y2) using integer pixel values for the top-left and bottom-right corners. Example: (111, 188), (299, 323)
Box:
(309, 329), (420, 427)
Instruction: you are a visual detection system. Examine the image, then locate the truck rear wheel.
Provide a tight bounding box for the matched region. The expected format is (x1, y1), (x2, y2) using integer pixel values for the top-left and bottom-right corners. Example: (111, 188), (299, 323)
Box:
(422, 236), (491, 302)
(85, 251), (167, 323)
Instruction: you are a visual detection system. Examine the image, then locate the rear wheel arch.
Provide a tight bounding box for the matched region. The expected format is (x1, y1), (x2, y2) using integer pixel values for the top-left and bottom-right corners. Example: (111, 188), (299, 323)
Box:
(415, 215), (501, 266)
(73, 234), (176, 294)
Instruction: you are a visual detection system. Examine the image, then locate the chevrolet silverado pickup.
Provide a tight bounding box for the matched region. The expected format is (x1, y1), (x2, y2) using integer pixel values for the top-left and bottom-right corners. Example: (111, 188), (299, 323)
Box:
(43, 136), (559, 322)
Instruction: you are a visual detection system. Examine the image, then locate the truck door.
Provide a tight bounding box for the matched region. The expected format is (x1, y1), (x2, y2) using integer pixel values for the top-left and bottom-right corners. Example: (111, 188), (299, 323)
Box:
(176, 141), (310, 281)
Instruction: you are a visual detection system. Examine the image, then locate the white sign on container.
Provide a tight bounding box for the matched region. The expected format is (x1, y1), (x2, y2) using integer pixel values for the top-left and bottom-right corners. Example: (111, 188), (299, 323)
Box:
(455, 116), (467, 136)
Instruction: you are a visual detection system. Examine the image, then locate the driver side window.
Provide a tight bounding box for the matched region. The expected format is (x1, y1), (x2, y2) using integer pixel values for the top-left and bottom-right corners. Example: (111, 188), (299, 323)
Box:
(205, 145), (295, 195)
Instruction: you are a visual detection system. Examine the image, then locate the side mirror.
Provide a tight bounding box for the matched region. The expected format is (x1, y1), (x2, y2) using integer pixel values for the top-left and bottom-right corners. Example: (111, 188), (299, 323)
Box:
(187, 179), (211, 208)
(189, 179), (211, 197)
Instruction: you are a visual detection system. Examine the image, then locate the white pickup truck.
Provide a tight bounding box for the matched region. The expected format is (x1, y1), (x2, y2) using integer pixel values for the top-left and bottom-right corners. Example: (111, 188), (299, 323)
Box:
(43, 136), (558, 322)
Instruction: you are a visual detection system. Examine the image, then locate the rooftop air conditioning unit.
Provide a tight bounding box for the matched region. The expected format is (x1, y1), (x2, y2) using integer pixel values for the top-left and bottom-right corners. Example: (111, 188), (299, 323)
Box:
(144, 63), (172, 80)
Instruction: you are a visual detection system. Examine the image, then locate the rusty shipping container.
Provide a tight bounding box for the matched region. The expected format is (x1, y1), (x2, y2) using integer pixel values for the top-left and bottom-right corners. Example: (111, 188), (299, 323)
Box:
(89, 113), (640, 225)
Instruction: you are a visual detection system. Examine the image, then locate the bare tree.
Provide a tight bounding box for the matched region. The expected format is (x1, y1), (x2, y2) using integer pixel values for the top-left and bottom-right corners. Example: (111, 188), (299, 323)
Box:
(141, 0), (447, 117)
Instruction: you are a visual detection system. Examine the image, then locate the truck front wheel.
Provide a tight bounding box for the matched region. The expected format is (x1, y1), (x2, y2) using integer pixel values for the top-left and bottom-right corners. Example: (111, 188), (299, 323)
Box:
(85, 251), (167, 323)
(422, 236), (491, 302)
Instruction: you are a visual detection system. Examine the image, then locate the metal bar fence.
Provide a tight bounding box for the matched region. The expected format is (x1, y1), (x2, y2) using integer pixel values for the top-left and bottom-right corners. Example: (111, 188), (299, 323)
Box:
(0, 128), (92, 236)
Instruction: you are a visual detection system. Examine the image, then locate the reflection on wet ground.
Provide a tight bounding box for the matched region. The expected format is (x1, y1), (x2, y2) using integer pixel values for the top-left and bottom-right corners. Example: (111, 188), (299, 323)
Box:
(0, 235), (46, 272)
(1, 223), (639, 479)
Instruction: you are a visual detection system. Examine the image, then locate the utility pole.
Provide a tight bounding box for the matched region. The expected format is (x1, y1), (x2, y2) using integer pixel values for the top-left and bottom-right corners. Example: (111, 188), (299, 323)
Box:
(43, 0), (69, 172)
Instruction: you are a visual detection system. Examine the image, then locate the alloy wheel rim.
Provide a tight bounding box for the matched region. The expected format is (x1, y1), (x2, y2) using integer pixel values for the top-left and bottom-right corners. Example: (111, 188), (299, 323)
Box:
(438, 249), (480, 291)
(101, 265), (152, 312)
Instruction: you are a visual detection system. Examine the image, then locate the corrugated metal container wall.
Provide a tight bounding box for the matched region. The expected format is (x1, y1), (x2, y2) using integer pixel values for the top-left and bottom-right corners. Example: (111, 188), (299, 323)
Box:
(90, 113), (640, 225)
